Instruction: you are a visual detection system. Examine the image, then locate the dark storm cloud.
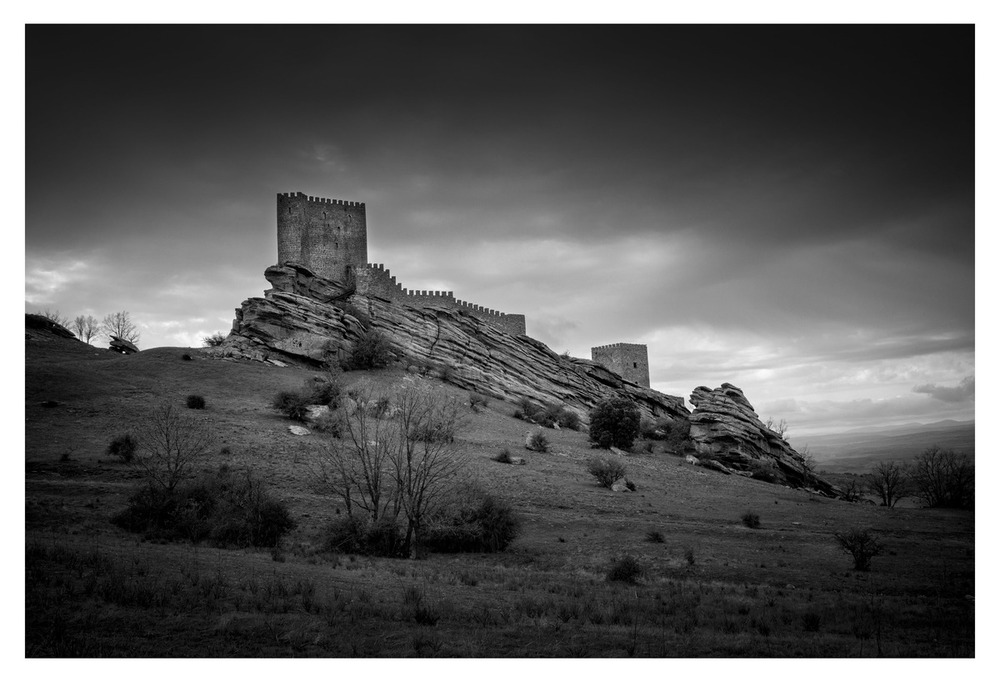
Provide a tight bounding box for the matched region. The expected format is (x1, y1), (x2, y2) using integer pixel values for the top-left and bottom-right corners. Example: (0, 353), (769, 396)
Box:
(913, 376), (975, 403)
(25, 25), (974, 434)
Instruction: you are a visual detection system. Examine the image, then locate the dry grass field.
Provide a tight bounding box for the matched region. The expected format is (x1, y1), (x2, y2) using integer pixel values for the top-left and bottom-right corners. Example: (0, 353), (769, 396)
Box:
(25, 333), (975, 657)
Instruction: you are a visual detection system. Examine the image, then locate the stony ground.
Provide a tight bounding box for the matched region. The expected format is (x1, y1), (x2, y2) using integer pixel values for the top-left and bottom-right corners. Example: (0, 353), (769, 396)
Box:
(24, 334), (975, 657)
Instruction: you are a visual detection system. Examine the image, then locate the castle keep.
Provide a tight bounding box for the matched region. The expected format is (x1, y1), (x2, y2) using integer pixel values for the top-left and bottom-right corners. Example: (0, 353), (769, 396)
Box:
(592, 343), (650, 388)
(277, 192), (526, 336)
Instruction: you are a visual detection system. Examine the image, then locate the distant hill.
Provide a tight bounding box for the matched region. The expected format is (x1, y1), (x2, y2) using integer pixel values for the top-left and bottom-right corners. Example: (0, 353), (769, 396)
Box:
(794, 420), (975, 473)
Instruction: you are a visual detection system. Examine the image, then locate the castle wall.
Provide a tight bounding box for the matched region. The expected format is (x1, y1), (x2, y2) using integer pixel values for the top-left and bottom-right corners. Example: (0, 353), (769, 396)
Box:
(592, 343), (650, 388)
(277, 192), (367, 281)
(355, 263), (527, 336)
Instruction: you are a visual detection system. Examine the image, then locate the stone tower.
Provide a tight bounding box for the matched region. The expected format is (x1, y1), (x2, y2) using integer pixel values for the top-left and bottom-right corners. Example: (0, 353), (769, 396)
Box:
(591, 343), (650, 388)
(277, 192), (367, 281)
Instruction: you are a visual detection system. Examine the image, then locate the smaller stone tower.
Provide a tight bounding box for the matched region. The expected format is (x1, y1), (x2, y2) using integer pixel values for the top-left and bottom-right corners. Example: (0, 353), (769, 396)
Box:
(277, 192), (367, 281)
(591, 343), (650, 388)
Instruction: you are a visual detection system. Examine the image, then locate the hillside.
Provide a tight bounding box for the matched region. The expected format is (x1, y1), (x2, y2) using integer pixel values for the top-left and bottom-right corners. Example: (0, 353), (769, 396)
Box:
(799, 421), (975, 474)
(25, 329), (974, 657)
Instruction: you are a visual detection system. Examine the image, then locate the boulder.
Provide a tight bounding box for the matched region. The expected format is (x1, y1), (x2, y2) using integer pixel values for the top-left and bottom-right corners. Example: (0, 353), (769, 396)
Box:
(109, 336), (138, 354)
(288, 425), (310, 436)
(688, 383), (840, 496)
(305, 405), (330, 422)
(699, 459), (732, 475)
(610, 479), (633, 492)
(684, 454), (700, 465)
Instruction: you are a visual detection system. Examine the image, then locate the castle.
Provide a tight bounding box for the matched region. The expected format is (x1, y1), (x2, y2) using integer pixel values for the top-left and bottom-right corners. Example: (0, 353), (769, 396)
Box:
(276, 191), (649, 386)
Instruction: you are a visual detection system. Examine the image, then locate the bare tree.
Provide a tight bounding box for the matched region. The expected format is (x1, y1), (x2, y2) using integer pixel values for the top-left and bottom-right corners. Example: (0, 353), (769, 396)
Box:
(40, 308), (70, 328)
(390, 384), (465, 558)
(320, 381), (400, 523)
(764, 417), (788, 438)
(318, 381), (467, 558)
(865, 460), (910, 507)
(102, 310), (140, 343)
(71, 314), (100, 344)
(910, 446), (974, 509)
(133, 403), (213, 492)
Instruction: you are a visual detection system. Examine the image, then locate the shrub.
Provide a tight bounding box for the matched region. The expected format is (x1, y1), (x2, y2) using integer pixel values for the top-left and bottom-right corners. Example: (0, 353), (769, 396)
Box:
(741, 512), (761, 529)
(469, 392), (489, 412)
(493, 448), (514, 464)
(634, 439), (655, 454)
(181, 353), (193, 361)
(802, 612), (822, 632)
(324, 515), (405, 557)
(311, 410), (343, 436)
(272, 390), (311, 422)
(525, 429), (549, 452)
(910, 446), (974, 509)
(273, 376), (342, 421)
(606, 555), (644, 584)
(512, 397), (543, 423)
(423, 486), (522, 553)
(348, 329), (393, 369)
(112, 467), (295, 547)
(186, 395), (206, 409)
(587, 456), (627, 488)
(106, 433), (137, 463)
(202, 332), (227, 347)
(834, 528), (884, 571)
(588, 398), (641, 449)
(645, 529), (665, 543)
(750, 464), (778, 483)
(624, 479), (637, 491)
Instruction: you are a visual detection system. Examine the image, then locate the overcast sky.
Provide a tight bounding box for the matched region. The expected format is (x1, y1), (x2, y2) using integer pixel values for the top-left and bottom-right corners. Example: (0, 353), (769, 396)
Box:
(25, 25), (975, 439)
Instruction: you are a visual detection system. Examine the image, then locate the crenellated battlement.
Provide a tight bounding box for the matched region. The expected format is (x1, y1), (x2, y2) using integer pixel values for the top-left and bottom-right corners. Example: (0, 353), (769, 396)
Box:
(591, 342), (647, 352)
(353, 262), (526, 335)
(278, 191), (366, 209)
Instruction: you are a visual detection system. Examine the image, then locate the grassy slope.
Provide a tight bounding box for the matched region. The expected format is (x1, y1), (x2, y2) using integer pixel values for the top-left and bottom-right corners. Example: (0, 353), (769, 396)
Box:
(25, 335), (975, 657)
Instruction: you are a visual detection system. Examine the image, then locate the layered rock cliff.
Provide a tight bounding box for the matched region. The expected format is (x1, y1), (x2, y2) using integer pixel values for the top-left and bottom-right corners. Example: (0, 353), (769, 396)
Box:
(219, 263), (689, 423)
(689, 383), (839, 496)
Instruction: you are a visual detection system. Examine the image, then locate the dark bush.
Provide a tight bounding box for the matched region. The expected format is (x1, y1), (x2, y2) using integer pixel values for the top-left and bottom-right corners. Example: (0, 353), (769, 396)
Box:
(606, 555), (644, 583)
(202, 332), (227, 347)
(588, 398), (641, 449)
(181, 353), (193, 361)
(424, 486), (522, 553)
(348, 329), (393, 369)
(802, 612), (822, 632)
(111, 467), (295, 548)
(741, 512), (761, 529)
(272, 390), (311, 422)
(750, 464), (778, 483)
(512, 397), (543, 423)
(634, 439), (655, 454)
(106, 433), (137, 463)
(324, 515), (405, 557)
(525, 429), (549, 452)
(272, 376), (342, 422)
(494, 448), (514, 464)
(186, 394), (206, 409)
(469, 392), (489, 412)
(834, 527), (883, 571)
(645, 529), (665, 543)
(587, 456), (627, 488)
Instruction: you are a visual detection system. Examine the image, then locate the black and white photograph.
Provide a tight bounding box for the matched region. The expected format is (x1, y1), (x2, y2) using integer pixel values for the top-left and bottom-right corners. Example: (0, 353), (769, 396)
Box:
(21, 11), (982, 664)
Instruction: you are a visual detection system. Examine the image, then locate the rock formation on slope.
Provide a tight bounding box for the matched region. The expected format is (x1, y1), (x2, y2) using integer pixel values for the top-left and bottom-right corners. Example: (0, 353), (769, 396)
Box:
(689, 383), (839, 496)
(214, 263), (841, 497)
(218, 263), (689, 423)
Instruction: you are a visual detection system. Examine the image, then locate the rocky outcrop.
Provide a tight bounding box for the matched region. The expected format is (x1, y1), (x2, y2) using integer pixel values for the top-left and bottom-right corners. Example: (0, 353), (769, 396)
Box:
(109, 336), (139, 354)
(688, 383), (840, 497)
(217, 263), (689, 423)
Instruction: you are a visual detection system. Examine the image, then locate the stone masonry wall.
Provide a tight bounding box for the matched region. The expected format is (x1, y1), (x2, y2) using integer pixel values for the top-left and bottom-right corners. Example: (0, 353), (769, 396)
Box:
(277, 192), (367, 281)
(592, 343), (650, 388)
(355, 263), (527, 336)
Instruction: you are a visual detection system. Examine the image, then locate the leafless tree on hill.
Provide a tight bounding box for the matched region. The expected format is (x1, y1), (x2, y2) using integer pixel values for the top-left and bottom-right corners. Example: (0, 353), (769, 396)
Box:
(39, 308), (70, 328)
(72, 314), (100, 344)
(318, 380), (467, 558)
(102, 310), (140, 343)
(133, 403), (213, 492)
